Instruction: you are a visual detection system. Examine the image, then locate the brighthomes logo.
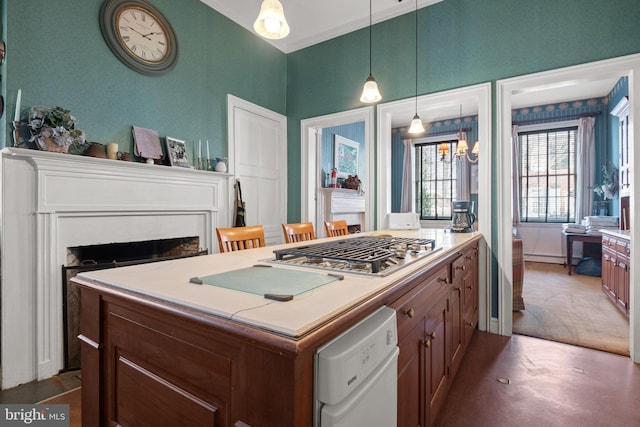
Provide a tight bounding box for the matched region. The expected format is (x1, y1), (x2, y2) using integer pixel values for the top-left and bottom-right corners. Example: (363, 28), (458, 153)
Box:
(1, 404), (68, 426)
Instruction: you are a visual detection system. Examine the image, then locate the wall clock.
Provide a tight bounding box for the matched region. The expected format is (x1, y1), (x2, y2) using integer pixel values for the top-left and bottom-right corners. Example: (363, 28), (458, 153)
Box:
(100, 0), (178, 76)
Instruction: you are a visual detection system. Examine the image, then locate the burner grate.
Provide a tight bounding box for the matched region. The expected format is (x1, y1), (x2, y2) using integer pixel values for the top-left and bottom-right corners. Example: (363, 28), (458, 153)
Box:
(273, 236), (435, 274)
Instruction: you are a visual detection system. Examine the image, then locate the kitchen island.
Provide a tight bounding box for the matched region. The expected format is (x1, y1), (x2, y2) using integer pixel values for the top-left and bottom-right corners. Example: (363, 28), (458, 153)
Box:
(74, 229), (482, 426)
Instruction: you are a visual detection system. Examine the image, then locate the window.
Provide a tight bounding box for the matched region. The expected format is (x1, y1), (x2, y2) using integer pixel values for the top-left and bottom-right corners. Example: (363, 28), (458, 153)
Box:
(519, 127), (576, 222)
(415, 141), (458, 219)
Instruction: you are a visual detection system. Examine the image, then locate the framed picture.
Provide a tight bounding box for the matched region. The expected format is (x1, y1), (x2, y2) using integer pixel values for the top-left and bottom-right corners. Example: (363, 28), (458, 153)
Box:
(470, 163), (479, 194)
(165, 136), (190, 168)
(334, 135), (359, 178)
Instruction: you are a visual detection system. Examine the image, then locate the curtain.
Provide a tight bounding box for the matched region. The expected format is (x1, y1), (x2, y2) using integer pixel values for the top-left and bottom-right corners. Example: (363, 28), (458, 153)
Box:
(511, 125), (521, 224)
(575, 117), (595, 222)
(400, 139), (413, 212)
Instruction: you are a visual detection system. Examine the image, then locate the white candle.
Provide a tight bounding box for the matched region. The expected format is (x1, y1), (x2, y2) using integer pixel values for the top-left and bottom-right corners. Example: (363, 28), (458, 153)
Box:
(198, 139), (202, 158)
(14, 89), (21, 122)
(206, 140), (210, 160)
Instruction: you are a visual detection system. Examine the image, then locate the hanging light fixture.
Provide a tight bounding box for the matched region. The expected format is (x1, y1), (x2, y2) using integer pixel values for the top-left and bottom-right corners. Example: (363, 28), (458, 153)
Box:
(360, 0), (382, 103)
(454, 105), (479, 163)
(408, 0), (424, 134)
(254, 0), (290, 40)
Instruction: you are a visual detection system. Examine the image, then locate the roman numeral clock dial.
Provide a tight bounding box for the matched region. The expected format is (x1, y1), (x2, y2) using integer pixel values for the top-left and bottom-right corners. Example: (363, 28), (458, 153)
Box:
(100, 0), (178, 76)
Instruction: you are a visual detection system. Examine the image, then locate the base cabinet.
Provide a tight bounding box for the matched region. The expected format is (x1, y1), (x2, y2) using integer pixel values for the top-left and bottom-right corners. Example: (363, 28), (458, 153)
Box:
(392, 241), (479, 427)
(602, 233), (630, 317)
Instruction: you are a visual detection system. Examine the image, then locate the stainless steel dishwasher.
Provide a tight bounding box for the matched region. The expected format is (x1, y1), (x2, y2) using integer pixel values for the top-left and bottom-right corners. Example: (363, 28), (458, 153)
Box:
(314, 306), (399, 427)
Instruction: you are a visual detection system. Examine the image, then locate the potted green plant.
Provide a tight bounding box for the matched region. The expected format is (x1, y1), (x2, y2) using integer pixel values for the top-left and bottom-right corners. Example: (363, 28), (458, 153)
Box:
(591, 164), (618, 200)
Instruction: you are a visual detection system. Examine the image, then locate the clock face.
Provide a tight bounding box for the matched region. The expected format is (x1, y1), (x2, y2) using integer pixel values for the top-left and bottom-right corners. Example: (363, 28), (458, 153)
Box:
(100, 0), (178, 76)
(116, 6), (169, 64)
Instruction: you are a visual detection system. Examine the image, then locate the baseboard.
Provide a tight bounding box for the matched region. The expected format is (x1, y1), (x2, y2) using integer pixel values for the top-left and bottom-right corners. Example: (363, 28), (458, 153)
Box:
(524, 255), (565, 264)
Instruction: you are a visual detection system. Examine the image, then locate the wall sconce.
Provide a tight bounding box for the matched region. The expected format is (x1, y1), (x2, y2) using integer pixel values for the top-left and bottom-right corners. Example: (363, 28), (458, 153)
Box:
(254, 0), (290, 40)
(456, 139), (479, 163)
(439, 142), (451, 163)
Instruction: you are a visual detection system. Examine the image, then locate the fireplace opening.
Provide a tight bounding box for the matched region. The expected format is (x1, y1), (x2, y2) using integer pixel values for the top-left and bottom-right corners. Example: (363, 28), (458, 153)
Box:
(347, 224), (361, 234)
(62, 236), (207, 371)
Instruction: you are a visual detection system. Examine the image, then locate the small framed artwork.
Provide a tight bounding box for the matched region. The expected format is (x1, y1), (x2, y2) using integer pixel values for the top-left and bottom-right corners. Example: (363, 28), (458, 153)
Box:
(165, 136), (190, 168)
(334, 135), (359, 178)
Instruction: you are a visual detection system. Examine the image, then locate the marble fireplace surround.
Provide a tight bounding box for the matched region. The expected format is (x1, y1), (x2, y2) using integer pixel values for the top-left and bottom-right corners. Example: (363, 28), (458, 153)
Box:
(1, 148), (231, 389)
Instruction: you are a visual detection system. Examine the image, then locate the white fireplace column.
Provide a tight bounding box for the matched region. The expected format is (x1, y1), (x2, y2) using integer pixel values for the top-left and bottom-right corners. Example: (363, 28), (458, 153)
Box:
(1, 148), (232, 389)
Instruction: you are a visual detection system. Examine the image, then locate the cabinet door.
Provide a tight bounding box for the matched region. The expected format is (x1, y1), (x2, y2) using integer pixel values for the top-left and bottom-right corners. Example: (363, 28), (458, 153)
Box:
(615, 256), (629, 314)
(602, 248), (616, 298)
(397, 319), (425, 427)
(425, 291), (450, 426)
(450, 257), (464, 375)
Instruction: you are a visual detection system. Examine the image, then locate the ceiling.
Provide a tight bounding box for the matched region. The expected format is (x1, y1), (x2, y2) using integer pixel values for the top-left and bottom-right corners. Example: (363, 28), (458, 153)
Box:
(200, 0), (442, 54)
(200, 0), (619, 127)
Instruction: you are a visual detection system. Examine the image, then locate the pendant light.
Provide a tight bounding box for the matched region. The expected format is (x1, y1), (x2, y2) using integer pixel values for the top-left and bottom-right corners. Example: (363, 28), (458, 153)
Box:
(456, 105), (468, 155)
(360, 0), (382, 103)
(254, 0), (290, 40)
(408, 0), (424, 134)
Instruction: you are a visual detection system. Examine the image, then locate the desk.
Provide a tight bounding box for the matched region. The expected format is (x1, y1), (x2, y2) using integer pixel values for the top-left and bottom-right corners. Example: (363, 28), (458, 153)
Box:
(562, 231), (602, 275)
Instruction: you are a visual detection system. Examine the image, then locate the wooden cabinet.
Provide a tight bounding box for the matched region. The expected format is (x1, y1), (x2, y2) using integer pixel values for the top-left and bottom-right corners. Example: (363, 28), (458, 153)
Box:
(602, 233), (630, 317)
(76, 236), (481, 427)
(392, 241), (479, 427)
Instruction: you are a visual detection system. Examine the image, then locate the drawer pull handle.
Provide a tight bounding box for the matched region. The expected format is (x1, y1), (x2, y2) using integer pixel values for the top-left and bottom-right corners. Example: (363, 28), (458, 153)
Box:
(438, 277), (449, 284)
(467, 285), (473, 290)
(453, 286), (461, 291)
(456, 265), (466, 271)
(424, 339), (431, 348)
(428, 331), (436, 339)
(404, 308), (415, 318)
(467, 322), (474, 327)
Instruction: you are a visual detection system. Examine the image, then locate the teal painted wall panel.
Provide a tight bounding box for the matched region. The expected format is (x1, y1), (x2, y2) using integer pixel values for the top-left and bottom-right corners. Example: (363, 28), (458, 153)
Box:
(4, 0), (286, 160)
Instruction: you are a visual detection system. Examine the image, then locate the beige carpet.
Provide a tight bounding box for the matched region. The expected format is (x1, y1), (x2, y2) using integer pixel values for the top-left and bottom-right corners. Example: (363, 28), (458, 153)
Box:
(512, 262), (630, 356)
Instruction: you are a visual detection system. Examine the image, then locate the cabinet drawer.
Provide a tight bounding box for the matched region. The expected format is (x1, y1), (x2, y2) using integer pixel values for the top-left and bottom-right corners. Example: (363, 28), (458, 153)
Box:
(615, 240), (629, 255)
(391, 264), (450, 338)
(602, 235), (614, 248)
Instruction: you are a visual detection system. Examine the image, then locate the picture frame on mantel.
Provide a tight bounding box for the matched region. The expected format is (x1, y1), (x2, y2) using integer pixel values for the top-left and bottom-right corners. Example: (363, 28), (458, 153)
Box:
(166, 136), (190, 168)
(334, 135), (359, 178)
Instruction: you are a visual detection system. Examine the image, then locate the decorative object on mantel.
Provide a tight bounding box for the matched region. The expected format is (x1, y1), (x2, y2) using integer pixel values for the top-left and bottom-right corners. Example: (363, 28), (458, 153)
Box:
(84, 143), (107, 158)
(28, 106), (87, 153)
(344, 175), (361, 190)
(132, 126), (164, 164)
(215, 157), (228, 173)
(165, 136), (190, 168)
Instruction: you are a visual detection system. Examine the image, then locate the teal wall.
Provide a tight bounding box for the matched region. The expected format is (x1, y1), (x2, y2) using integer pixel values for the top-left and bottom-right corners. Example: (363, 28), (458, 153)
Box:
(287, 0), (640, 222)
(3, 0), (286, 159)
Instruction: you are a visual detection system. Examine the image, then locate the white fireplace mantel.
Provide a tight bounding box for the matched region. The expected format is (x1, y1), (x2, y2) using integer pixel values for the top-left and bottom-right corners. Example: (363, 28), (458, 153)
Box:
(1, 148), (232, 389)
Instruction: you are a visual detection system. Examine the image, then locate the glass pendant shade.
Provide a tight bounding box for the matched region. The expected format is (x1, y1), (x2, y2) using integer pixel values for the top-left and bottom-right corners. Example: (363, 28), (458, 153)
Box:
(254, 0), (290, 40)
(408, 114), (425, 134)
(472, 141), (479, 155)
(456, 137), (469, 156)
(439, 142), (450, 157)
(360, 74), (382, 103)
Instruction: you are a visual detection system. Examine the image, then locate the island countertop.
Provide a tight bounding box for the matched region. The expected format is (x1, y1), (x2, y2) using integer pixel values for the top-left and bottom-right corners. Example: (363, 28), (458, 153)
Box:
(76, 228), (481, 338)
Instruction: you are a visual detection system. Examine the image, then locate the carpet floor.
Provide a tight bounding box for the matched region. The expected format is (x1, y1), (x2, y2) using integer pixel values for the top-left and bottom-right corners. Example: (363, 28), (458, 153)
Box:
(512, 261), (629, 356)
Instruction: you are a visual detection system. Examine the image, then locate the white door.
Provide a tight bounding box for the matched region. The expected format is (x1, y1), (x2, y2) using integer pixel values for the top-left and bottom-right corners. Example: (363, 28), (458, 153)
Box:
(227, 95), (287, 246)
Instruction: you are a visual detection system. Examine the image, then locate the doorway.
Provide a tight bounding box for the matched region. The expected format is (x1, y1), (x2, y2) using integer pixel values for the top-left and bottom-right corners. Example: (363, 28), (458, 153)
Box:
(497, 53), (640, 362)
(300, 107), (375, 234)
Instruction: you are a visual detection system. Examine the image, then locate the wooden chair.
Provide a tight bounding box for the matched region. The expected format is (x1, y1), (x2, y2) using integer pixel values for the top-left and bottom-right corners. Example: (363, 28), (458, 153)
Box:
(216, 225), (265, 253)
(324, 220), (349, 237)
(282, 222), (316, 243)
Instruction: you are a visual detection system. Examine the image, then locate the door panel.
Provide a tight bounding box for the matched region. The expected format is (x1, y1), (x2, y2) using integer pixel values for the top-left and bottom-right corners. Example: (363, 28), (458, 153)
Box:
(229, 96), (287, 246)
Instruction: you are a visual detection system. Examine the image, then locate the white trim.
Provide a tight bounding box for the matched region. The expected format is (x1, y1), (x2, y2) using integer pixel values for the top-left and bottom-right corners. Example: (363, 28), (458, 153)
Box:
(517, 119), (579, 133)
(377, 83), (492, 333)
(300, 107), (374, 234)
(497, 54), (640, 363)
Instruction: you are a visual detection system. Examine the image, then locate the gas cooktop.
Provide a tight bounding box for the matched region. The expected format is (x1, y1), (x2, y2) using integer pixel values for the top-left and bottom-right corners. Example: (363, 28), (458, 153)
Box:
(265, 235), (442, 276)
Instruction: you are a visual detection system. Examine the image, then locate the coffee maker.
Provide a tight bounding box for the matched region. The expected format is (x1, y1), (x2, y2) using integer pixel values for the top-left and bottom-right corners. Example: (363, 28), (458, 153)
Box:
(451, 200), (477, 232)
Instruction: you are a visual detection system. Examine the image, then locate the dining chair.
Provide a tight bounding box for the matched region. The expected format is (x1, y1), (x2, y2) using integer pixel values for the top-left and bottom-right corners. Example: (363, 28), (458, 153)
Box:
(282, 222), (316, 243)
(324, 220), (349, 237)
(216, 225), (266, 253)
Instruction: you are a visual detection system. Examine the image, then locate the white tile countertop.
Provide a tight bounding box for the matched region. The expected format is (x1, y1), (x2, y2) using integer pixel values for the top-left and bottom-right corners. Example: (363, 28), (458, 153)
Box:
(77, 229), (480, 337)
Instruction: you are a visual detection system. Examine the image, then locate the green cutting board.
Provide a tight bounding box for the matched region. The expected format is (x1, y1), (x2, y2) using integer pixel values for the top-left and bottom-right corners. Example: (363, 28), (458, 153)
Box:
(199, 266), (340, 297)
